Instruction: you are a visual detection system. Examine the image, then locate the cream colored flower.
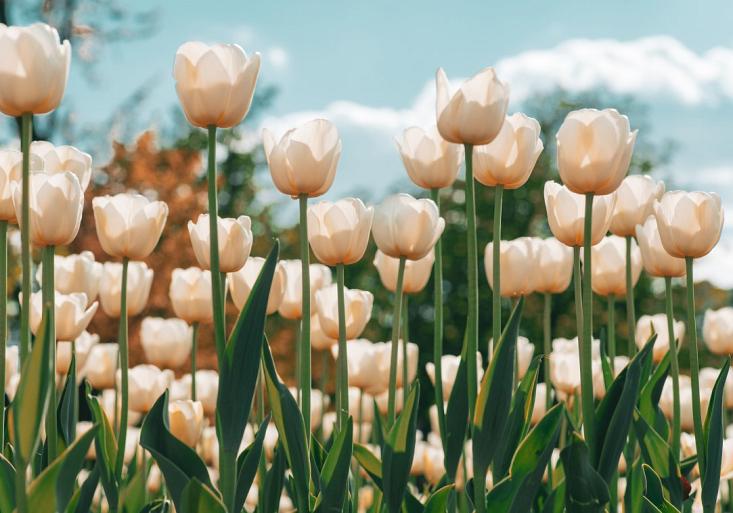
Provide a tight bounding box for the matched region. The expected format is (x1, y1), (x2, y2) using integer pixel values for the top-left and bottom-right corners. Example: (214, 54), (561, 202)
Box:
(311, 314), (337, 350)
(484, 237), (537, 297)
(636, 313), (685, 363)
(373, 249), (434, 294)
(307, 198), (373, 266)
(99, 261), (154, 318)
(277, 261), (332, 320)
(169, 267), (213, 324)
(30, 141), (93, 191)
(57, 330), (98, 375)
(27, 290), (97, 341)
(588, 235), (642, 297)
(425, 352), (483, 401)
(315, 284), (373, 340)
(0, 150), (22, 222)
(544, 181), (616, 247)
(177, 370), (219, 416)
(83, 343), (118, 390)
(37, 251), (102, 306)
(188, 214), (252, 273)
(635, 215), (686, 278)
(703, 307), (733, 355)
(168, 400), (204, 447)
(534, 238), (573, 294)
(372, 193), (444, 260)
(654, 191), (724, 259)
(396, 126), (461, 189)
(609, 175), (664, 237)
(121, 364), (174, 413)
(228, 257), (286, 314)
(140, 317), (192, 369)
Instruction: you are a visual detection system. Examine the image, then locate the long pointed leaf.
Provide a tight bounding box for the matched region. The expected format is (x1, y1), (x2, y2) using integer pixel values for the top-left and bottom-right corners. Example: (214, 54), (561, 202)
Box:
(383, 381), (420, 513)
(315, 417), (353, 513)
(701, 359), (730, 510)
(233, 415), (270, 513)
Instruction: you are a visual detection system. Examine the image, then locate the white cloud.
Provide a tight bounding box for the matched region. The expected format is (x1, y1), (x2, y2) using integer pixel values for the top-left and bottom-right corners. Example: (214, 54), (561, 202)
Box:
(267, 46), (289, 69)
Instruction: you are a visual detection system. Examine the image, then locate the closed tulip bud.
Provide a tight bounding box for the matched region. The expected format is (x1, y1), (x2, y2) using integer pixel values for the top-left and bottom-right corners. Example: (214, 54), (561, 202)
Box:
(373, 249), (434, 294)
(179, 370), (219, 416)
(278, 260), (332, 319)
(395, 126), (462, 189)
(188, 214), (252, 273)
(588, 235), (642, 297)
(37, 251), (102, 306)
(531, 383), (549, 424)
(435, 67), (509, 145)
(473, 113), (543, 189)
(311, 314), (337, 350)
(703, 307), (733, 355)
(534, 238), (573, 294)
(517, 337), (535, 379)
(485, 237), (538, 297)
(660, 376), (712, 433)
(653, 191), (724, 259)
(549, 351), (582, 397)
(331, 339), (380, 391)
(263, 119), (341, 198)
(372, 193), (445, 260)
(228, 257), (286, 314)
(307, 198), (373, 266)
(636, 313), (685, 363)
(57, 330), (98, 376)
(168, 400), (204, 447)
(425, 353), (483, 401)
(0, 23), (71, 116)
(140, 317), (193, 369)
(315, 284), (373, 340)
(93, 193), (168, 260)
(99, 261), (154, 318)
(169, 267), (213, 324)
(12, 171), (83, 247)
(174, 41), (260, 128)
(594, 356), (629, 399)
(544, 181), (616, 247)
(30, 141), (93, 191)
(635, 216), (686, 278)
(122, 364), (174, 413)
(609, 175), (664, 237)
(372, 340), (418, 395)
(27, 290), (97, 341)
(84, 343), (118, 389)
(347, 387), (374, 423)
(556, 108), (637, 196)
(0, 150), (22, 222)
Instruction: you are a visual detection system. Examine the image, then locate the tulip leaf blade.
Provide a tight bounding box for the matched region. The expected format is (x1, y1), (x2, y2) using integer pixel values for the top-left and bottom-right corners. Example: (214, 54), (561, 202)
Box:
(85, 385), (119, 507)
(66, 463), (100, 513)
(443, 334), (468, 480)
(701, 359), (730, 510)
(57, 355), (77, 449)
(560, 432), (610, 513)
(178, 477), (227, 513)
(638, 350), (670, 438)
(233, 414), (270, 513)
(261, 443), (286, 513)
(0, 453), (15, 513)
(423, 484), (454, 513)
(353, 443), (383, 489)
(314, 417), (353, 513)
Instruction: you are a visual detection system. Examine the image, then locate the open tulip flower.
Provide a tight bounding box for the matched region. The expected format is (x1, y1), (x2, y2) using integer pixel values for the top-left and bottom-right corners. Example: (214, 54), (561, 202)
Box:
(373, 249), (434, 294)
(140, 317), (193, 369)
(588, 235), (642, 297)
(0, 150), (23, 222)
(703, 307), (733, 355)
(635, 215), (686, 278)
(37, 251), (102, 306)
(484, 237), (538, 297)
(277, 260), (332, 319)
(636, 313), (685, 363)
(170, 267), (214, 324)
(315, 284), (373, 340)
(99, 261), (154, 317)
(228, 257), (286, 314)
(609, 175), (665, 237)
(544, 181), (616, 247)
(26, 290), (97, 341)
(654, 191), (724, 260)
(188, 214), (253, 273)
(30, 141), (93, 191)
(307, 198), (373, 266)
(396, 126), (462, 190)
(121, 364), (174, 414)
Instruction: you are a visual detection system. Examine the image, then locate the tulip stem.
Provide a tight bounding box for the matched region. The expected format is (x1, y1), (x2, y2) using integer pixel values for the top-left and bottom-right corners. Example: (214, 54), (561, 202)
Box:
(0, 220), (6, 450)
(114, 257), (130, 483)
(387, 257), (406, 427)
(430, 188), (447, 450)
(402, 295), (409, 405)
(463, 143), (478, 421)
(625, 236), (636, 356)
(665, 276), (682, 461)
(336, 263), (348, 432)
(685, 257), (705, 475)
(543, 293), (552, 411)
(298, 194), (312, 436)
(572, 247), (584, 380)
(42, 245), (58, 461)
(20, 113), (32, 365)
(607, 295), (616, 362)
(581, 193), (596, 452)
(206, 125), (226, 363)
(191, 322), (199, 402)
(492, 184), (504, 351)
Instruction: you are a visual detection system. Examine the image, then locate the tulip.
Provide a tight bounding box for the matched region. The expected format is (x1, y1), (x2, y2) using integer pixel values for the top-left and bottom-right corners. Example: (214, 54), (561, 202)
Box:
(83, 343), (119, 390)
(27, 290), (97, 341)
(188, 214), (252, 273)
(556, 108), (636, 196)
(653, 191), (724, 260)
(99, 261), (154, 318)
(331, 339), (381, 391)
(37, 251), (102, 306)
(472, 113), (543, 189)
(30, 141), (93, 191)
(228, 257), (286, 314)
(484, 237), (537, 297)
(660, 376), (712, 433)
(636, 314), (685, 363)
(263, 119), (342, 198)
(57, 330), (98, 376)
(122, 364), (174, 413)
(593, 356), (629, 399)
(373, 249), (434, 294)
(168, 400), (204, 447)
(635, 216), (686, 278)
(315, 284), (373, 340)
(99, 389), (142, 428)
(277, 260), (332, 319)
(0, 23), (71, 116)
(549, 350), (583, 398)
(0, 150), (22, 222)
(425, 353), (483, 401)
(307, 198), (373, 266)
(311, 315), (337, 351)
(140, 317), (193, 369)
(92, 193), (168, 260)
(587, 236), (642, 297)
(531, 383), (549, 424)
(373, 340), (419, 395)
(544, 182), (616, 247)
(609, 175), (664, 237)
(170, 267), (213, 324)
(435, 67), (509, 145)
(703, 307), (733, 355)
(534, 238), (573, 294)
(517, 337), (535, 379)
(288, 387), (329, 431)
(4, 345), (18, 388)
(395, 126), (462, 190)
(178, 370), (219, 416)
(174, 41), (260, 129)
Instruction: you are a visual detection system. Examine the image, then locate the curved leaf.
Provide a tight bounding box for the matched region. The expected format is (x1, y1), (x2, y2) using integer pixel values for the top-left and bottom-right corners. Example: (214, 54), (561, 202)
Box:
(560, 433), (609, 513)
(383, 381), (420, 513)
(233, 415), (270, 513)
(354, 443), (383, 489)
(86, 386), (119, 507)
(0, 453), (15, 513)
(314, 417), (353, 513)
(701, 359), (730, 510)
(424, 485), (454, 513)
(261, 443), (286, 513)
(178, 478), (227, 513)
(67, 463), (100, 513)
(58, 355), (77, 448)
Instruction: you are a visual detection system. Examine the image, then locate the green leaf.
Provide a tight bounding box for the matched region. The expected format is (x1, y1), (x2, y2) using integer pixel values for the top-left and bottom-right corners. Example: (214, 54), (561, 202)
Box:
(139, 500), (172, 513)
(57, 355), (77, 448)
(633, 411), (683, 508)
(120, 454), (149, 513)
(67, 463), (100, 513)
(178, 478), (227, 513)
(423, 485), (454, 513)
(637, 351), (670, 431)
(86, 385), (119, 507)
(542, 480), (566, 513)
(383, 381), (420, 513)
(314, 418), (353, 513)
(701, 359), (730, 510)
(354, 443), (383, 490)
(443, 336), (468, 481)
(560, 433), (610, 513)
(217, 241), (279, 453)
(261, 443), (286, 513)
(642, 464), (666, 506)
(0, 453), (15, 513)
(233, 415), (269, 513)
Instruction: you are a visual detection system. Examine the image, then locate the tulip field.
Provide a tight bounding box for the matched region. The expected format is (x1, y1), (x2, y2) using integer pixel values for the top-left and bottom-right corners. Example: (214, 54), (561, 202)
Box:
(0, 20), (732, 513)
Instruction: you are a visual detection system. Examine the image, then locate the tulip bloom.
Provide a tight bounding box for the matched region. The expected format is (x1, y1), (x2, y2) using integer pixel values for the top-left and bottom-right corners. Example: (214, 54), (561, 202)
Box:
(122, 364), (175, 413)
(473, 113), (543, 189)
(30, 141), (93, 191)
(57, 331), (98, 376)
(168, 400), (205, 447)
(653, 191), (724, 259)
(174, 41), (260, 128)
(588, 236), (642, 297)
(534, 238), (573, 294)
(636, 314), (685, 363)
(307, 198), (373, 266)
(27, 291), (97, 341)
(425, 353), (483, 401)
(703, 307), (733, 355)
(0, 150), (22, 222)
(178, 370), (219, 416)
(435, 67), (509, 145)
(635, 216), (686, 278)
(331, 339), (381, 391)
(556, 108), (636, 196)
(310, 314), (337, 350)
(170, 267), (214, 324)
(544, 181), (616, 247)
(99, 261), (154, 318)
(277, 260), (332, 320)
(609, 175), (664, 237)
(228, 257), (286, 314)
(315, 284), (373, 340)
(396, 126), (462, 190)
(37, 251), (102, 306)
(188, 214), (252, 273)
(484, 237), (538, 297)
(373, 249), (434, 294)
(83, 343), (119, 390)
(140, 317), (193, 369)
(0, 23), (71, 116)
(659, 376), (711, 433)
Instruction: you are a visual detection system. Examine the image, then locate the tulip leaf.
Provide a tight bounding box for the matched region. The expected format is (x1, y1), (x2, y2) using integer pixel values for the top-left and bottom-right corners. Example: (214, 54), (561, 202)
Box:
(638, 351), (670, 439)
(65, 463), (100, 513)
(0, 453), (15, 513)
(701, 359), (730, 510)
(139, 500), (173, 513)
(178, 478), (227, 513)
(217, 241), (279, 453)
(424, 485), (454, 513)
(353, 443), (383, 489)
(633, 410), (683, 508)
(542, 480), (566, 513)
(642, 464), (682, 513)
(314, 417), (353, 513)
(560, 433), (610, 513)
(139, 391), (213, 512)
(57, 355), (77, 449)
(443, 337), (468, 481)
(86, 384), (119, 506)
(261, 443), (286, 513)
(233, 414), (270, 513)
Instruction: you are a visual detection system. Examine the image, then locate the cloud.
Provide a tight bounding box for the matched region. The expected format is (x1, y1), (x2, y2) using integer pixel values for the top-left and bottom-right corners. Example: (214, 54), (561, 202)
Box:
(267, 46), (289, 69)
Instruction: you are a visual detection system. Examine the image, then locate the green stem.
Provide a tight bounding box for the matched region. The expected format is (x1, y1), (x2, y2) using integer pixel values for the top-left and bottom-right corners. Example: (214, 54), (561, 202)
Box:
(430, 188), (447, 450)
(206, 125), (226, 363)
(581, 193), (596, 451)
(336, 263), (348, 432)
(572, 246), (584, 378)
(463, 144), (478, 422)
(665, 277), (681, 461)
(387, 257), (406, 427)
(19, 113), (32, 365)
(0, 221), (6, 450)
(353, 389), (364, 513)
(402, 295), (409, 405)
(492, 184), (504, 350)
(543, 292), (554, 488)
(608, 295), (616, 363)
(190, 322), (199, 401)
(626, 235), (637, 356)
(42, 245), (57, 461)
(685, 257), (705, 475)
(114, 258), (129, 482)
(298, 194), (312, 436)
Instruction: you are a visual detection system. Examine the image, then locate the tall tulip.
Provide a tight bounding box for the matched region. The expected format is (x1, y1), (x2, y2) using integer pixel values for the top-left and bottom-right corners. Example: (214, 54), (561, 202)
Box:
(188, 214), (253, 273)
(484, 237), (537, 298)
(27, 291), (97, 342)
(99, 261), (154, 318)
(278, 261), (332, 320)
(30, 141), (93, 191)
(373, 249), (434, 295)
(229, 257), (286, 314)
(140, 317), (193, 369)
(315, 285), (373, 340)
(37, 251), (102, 306)
(703, 308), (733, 356)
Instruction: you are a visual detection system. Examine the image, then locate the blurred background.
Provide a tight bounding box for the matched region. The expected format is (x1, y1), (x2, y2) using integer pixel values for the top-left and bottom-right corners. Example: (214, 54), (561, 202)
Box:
(0, 0), (731, 410)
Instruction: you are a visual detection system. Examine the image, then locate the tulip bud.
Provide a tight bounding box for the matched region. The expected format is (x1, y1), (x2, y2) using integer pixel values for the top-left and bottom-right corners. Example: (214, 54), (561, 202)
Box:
(37, 251), (102, 306)
(588, 235), (642, 297)
(57, 330), (98, 376)
(544, 181), (616, 247)
(310, 314), (337, 350)
(315, 284), (373, 340)
(636, 314), (685, 363)
(263, 119), (341, 198)
(395, 126), (461, 189)
(93, 193), (168, 260)
(140, 317), (193, 369)
(307, 198), (373, 266)
(178, 370), (219, 416)
(100, 389), (142, 429)
(330, 339), (380, 390)
(435, 67), (509, 145)
(228, 257), (286, 314)
(425, 353), (483, 401)
(517, 337), (535, 379)
(635, 216), (686, 278)
(0, 23), (71, 116)
(30, 141), (93, 191)
(278, 261), (332, 320)
(473, 113), (543, 189)
(660, 375), (712, 433)
(344, 340), (419, 396)
(169, 267), (213, 324)
(556, 108), (636, 196)
(531, 383), (549, 424)
(27, 290), (97, 341)
(372, 193), (444, 260)
(122, 364), (174, 413)
(484, 237), (537, 297)
(84, 343), (118, 389)
(703, 307), (733, 355)
(549, 351), (582, 397)
(99, 261), (154, 318)
(12, 171), (83, 247)
(653, 191), (724, 259)
(609, 175), (664, 237)
(188, 214), (253, 273)
(168, 400), (204, 447)
(534, 238), (573, 294)
(174, 41), (260, 128)
(0, 150), (22, 222)
(373, 249), (434, 294)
